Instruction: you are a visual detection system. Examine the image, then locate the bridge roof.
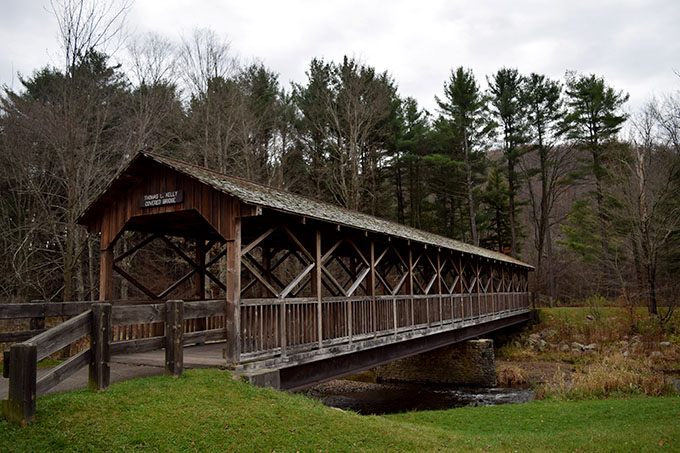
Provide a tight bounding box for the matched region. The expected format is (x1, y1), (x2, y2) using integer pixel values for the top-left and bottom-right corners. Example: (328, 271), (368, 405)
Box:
(80, 151), (533, 269)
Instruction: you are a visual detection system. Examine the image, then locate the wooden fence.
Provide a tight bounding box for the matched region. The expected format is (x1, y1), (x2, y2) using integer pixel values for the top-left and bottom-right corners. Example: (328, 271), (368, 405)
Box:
(1, 299), (225, 426)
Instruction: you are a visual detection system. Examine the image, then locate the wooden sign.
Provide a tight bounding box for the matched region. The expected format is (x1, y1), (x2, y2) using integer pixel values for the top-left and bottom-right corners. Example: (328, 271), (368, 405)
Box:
(140, 190), (184, 208)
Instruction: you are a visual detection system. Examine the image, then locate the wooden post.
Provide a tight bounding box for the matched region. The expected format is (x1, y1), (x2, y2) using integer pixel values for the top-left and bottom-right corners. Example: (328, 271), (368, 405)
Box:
(165, 300), (184, 377)
(29, 299), (45, 331)
(1, 343), (37, 426)
(2, 350), (9, 378)
(89, 303), (111, 391)
(370, 240), (376, 338)
(99, 248), (114, 301)
(225, 218), (242, 366)
(195, 238), (206, 300)
(437, 252), (443, 326)
(408, 246), (414, 330)
(316, 230), (323, 349)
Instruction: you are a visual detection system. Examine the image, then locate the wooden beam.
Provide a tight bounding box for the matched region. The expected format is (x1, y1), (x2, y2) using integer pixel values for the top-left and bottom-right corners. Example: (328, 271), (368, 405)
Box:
(279, 263), (315, 299)
(409, 247), (414, 329)
(225, 217), (242, 366)
(242, 259), (281, 298)
(316, 230), (323, 349)
(113, 264), (158, 300)
(280, 224), (313, 262)
(370, 240), (376, 338)
(99, 248), (114, 301)
(113, 234), (159, 263)
(195, 238), (206, 300)
(240, 227), (276, 257)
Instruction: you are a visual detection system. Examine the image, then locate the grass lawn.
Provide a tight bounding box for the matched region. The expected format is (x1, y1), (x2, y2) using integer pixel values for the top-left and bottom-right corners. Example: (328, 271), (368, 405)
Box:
(1, 369), (678, 452)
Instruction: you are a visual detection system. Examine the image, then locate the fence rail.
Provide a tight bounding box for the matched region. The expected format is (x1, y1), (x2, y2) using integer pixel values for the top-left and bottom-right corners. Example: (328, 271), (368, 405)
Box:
(1, 299), (226, 426)
(239, 291), (530, 361)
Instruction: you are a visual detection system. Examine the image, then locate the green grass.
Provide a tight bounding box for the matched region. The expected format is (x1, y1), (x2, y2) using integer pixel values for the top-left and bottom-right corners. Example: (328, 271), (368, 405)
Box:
(2, 369), (678, 452)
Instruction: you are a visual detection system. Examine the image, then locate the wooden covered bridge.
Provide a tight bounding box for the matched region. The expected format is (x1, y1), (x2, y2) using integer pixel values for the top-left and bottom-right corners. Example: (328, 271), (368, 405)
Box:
(82, 152), (531, 386)
(3, 151), (531, 424)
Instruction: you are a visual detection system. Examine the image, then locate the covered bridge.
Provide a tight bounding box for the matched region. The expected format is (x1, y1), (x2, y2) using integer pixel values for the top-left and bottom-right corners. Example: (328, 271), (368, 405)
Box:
(78, 151), (532, 389)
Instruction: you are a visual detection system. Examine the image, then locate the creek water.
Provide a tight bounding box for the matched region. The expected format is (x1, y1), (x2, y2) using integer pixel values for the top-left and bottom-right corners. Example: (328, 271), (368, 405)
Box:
(305, 381), (534, 415)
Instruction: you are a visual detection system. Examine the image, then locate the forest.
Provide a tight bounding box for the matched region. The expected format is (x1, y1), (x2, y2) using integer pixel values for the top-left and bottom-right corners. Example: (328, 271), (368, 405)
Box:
(1, 2), (678, 323)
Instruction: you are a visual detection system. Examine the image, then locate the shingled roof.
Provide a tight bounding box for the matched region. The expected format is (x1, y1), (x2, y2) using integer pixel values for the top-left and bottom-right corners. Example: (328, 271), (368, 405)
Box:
(80, 151), (533, 269)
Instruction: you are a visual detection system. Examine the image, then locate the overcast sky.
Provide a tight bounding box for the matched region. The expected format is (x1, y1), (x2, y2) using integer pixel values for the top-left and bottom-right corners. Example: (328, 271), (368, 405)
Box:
(1, 0), (679, 114)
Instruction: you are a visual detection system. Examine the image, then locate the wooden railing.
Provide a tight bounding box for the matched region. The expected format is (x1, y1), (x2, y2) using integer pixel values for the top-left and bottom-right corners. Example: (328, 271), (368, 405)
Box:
(239, 291), (530, 361)
(1, 299), (226, 426)
(0, 299), (227, 345)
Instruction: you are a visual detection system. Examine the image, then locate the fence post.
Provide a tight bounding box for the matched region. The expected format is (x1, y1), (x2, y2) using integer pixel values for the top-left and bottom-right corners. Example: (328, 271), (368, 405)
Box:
(2, 350), (9, 378)
(89, 303), (111, 391)
(29, 299), (45, 332)
(165, 300), (184, 377)
(1, 343), (37, 426)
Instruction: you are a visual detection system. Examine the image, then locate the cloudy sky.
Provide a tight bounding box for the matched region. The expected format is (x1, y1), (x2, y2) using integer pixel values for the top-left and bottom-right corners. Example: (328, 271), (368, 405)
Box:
(1, 0), (678, 113)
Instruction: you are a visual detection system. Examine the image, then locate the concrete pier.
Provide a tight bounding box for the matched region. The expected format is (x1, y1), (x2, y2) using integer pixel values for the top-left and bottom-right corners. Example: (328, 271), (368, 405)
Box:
(374, 339), (496, 387)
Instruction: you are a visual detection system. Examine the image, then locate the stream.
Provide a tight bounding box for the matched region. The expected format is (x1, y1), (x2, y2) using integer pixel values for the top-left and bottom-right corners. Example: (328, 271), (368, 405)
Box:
(305, 380), (534, 415)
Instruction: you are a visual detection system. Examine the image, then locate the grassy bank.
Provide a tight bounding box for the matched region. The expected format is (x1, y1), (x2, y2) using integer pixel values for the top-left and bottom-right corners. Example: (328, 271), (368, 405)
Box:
(2, 369), (678, 452)
(497, 306), (679, 399)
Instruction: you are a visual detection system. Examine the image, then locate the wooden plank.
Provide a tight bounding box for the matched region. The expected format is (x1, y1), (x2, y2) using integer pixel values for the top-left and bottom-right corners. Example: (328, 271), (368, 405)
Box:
(184, 300), (226, 319)
(89, 303), (111, 391)
(32, 310), (91, 362)
(0, 329), (46, 343)
(165, 300), (183, 377)
(110, 336), (165, 355)
(1, 343), (36, 426)
(36, 349), (91, 397)
(112, 304), (165, 326)
(183, 328), (227, 345)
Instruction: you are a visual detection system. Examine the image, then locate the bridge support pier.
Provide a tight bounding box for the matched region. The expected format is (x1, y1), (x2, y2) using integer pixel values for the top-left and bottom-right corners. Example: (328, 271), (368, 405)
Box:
(374, 339), (496, 387)
(247, 369), (280, 389)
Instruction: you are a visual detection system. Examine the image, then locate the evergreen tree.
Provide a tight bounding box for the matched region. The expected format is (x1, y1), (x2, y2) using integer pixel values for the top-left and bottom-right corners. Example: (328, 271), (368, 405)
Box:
(436, 67), (492, 246)
(563, 72), (628, 291)
(479, 166), (511, 253)
(488, 68), (528, 257)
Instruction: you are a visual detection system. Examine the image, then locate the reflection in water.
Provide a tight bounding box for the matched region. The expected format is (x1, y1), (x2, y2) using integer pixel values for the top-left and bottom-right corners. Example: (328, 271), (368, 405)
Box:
(305, 381), (534, 415)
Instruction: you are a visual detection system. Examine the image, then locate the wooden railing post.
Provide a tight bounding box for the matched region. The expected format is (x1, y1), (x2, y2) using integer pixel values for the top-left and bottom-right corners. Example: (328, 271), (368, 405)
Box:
(29, 299), (45, 332)
(165, 300), (184, 377)
(1, 343), (37, 426)
(89, 303), (111, 392)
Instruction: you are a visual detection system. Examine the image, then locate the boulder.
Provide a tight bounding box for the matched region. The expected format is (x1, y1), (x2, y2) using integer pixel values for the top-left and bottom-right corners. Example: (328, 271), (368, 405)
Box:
(659, 341), (671, 348)
(571, 342), (585, 351)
